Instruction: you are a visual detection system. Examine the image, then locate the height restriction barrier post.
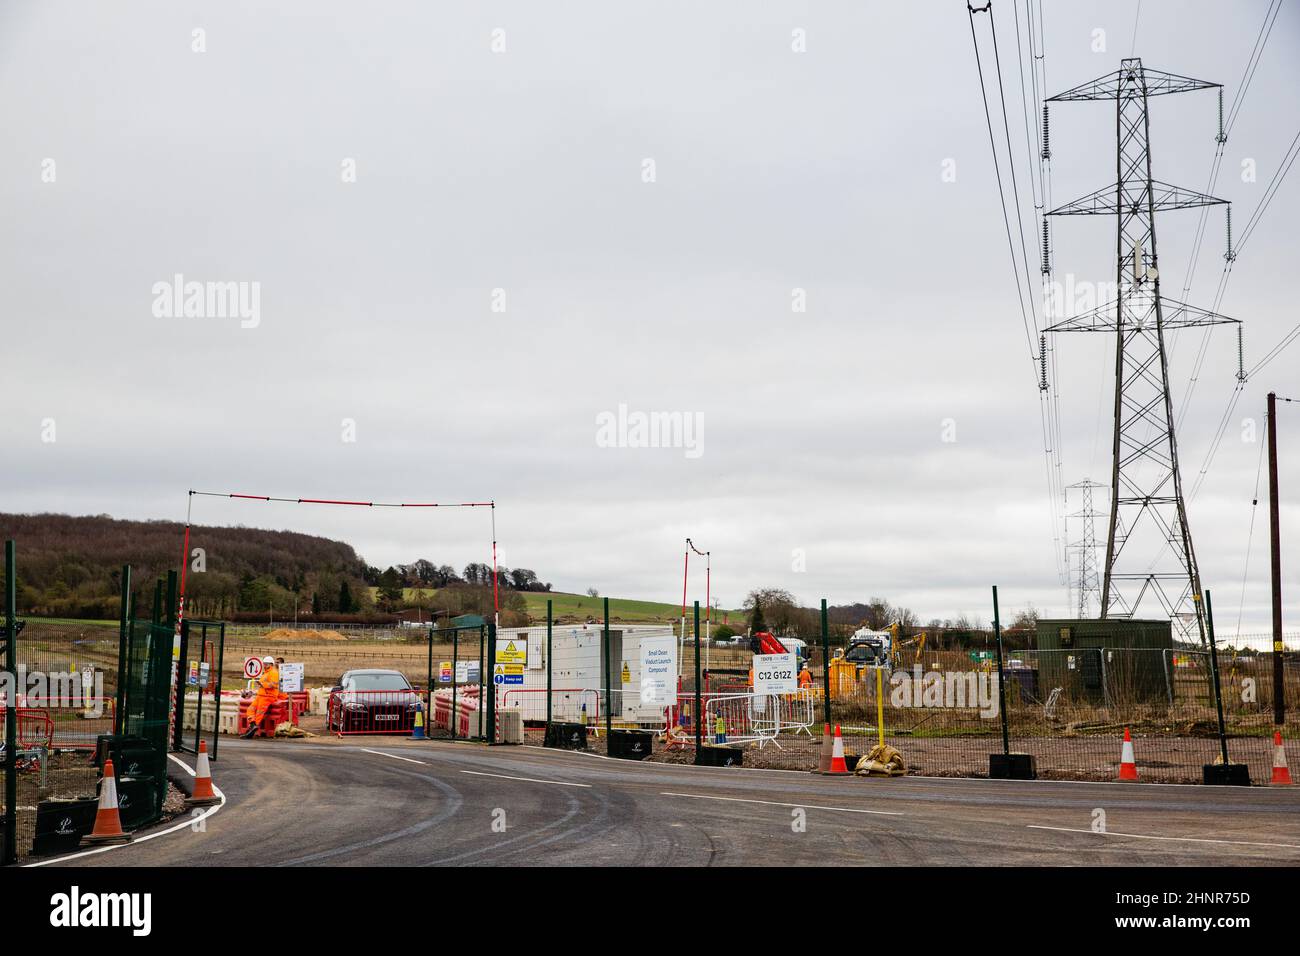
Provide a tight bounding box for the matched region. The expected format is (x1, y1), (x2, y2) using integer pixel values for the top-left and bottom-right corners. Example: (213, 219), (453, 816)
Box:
(693, 601), (702, 755)
(486, 620), (497, 744)
(546, 599), (553, 728)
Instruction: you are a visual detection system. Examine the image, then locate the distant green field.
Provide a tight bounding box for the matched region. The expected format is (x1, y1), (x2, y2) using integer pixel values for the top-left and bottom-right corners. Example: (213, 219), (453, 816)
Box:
(367, 588), (737, 624)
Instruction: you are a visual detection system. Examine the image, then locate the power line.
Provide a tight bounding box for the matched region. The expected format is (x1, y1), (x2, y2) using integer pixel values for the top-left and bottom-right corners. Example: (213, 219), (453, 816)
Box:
(967, 1), (1067, 584)
(1234, 414), (1269, 639)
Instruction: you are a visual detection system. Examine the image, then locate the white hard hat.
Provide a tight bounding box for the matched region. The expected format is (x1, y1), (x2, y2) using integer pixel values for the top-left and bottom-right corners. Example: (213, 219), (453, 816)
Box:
(262, 656), (276, 665)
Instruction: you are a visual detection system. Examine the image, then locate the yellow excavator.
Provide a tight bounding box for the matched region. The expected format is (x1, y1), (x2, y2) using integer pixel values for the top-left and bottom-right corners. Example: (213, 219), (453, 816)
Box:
(888, 623), (927, 668)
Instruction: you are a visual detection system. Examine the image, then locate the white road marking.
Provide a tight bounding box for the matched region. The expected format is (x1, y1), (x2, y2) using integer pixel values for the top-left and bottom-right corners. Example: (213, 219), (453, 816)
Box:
(1027, 825), (1300, 850)
(460, 770), (591, 788)
(361, 748), (428, 765)
(661, 791), (903, 815)
(25, 753), (226, 867)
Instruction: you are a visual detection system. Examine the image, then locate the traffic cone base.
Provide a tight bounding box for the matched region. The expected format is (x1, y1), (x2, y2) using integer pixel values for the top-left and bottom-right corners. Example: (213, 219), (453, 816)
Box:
(412, 701), (427, 740)
(83, 759), (133, 845)
(1118, 727), (1138, 781)
(189, 739), (220, 806)
(1271, 731), (1292, 786)
(817, 723), (833, 773)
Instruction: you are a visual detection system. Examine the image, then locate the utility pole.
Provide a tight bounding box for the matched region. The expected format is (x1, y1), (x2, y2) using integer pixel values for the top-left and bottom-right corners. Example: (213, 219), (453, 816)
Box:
(1267, 392), (1285, 725)
(1045, 58), (1245, 646)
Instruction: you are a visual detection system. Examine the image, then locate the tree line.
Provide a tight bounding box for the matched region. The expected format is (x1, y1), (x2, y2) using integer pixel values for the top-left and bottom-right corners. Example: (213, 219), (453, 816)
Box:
(0, 512), (542, 625)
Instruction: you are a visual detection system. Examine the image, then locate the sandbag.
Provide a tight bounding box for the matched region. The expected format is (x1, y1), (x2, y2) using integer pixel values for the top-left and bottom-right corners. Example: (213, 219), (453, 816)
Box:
(855, 742), (906, 776)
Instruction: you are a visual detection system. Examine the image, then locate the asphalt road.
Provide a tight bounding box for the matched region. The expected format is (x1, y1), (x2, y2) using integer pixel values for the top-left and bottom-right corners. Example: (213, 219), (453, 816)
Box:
(46, 739), (1300, 866)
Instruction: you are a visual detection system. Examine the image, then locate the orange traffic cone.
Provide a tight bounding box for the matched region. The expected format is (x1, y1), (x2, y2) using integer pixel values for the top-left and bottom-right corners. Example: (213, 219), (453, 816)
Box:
(82, 758), (133, 845)
(1118, 727), (1139, 781)
(827, 725), (850, 775)
(189, 739), (220, 805)
(1271, 731), (1292, 786)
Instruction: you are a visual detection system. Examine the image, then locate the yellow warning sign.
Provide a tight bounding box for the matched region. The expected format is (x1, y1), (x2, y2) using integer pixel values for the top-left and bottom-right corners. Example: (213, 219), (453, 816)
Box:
(621, 662), (631, 683)
(497, 640), (527, 665)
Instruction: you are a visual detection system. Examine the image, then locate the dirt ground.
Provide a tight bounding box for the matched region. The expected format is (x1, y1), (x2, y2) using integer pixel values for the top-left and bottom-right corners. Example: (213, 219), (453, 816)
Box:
(554, 726), (1294, 785)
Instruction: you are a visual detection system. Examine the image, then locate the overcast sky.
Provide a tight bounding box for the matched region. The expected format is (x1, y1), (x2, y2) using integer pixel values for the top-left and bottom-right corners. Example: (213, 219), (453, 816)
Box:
(2, 1), (1297, 637)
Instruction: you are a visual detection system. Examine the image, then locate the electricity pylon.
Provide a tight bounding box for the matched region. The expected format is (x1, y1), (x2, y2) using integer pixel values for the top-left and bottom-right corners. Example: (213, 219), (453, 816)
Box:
(1044, 59), (1244, 645)
(1066, 479), (1106, 619)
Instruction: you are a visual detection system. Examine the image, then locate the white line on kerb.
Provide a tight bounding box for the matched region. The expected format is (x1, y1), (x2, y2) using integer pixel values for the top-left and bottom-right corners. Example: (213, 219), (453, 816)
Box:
(460, 770), (591, 788)
(661, 791), (903, 816)
(361, 748), (428, 765)
(25, 753), (226, 867)
(1027, 825), (1300, 850)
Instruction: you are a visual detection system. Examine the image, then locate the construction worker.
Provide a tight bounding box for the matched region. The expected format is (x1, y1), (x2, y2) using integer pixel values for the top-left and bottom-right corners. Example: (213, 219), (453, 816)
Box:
(798, 661), (813, 688)
(242, 655), (282, 739)
(714, 713), (727, 744)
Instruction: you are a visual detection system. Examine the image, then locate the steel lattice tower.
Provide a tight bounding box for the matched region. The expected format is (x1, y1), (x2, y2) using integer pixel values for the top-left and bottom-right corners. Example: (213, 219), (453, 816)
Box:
(1045, 59), (1243, 645)
(1066, 479), (1106, 618)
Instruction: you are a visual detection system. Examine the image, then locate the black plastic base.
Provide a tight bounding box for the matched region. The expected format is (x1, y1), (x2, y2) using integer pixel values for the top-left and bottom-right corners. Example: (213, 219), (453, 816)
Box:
(1203, 763), (1251, 786)
(694, 745), (744, 767)
(607, 729), (653, 760)
(543, 722), (588, 750)
(32, 798), (99, 856)
(989, 753), (1038, 780)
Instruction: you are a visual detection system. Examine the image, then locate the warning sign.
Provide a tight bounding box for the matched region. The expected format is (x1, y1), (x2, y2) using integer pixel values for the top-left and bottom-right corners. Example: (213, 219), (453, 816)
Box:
(620, 662), (631, 684)
(243, 657), (264, 679)
(493, 662), (524, 686)
(496, 639), (527, 666)
(439, 661), (453, 683)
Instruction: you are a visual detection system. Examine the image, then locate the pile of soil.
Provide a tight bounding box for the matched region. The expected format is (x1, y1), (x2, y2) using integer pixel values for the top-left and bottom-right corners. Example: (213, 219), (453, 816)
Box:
(261, 628), (347, 641)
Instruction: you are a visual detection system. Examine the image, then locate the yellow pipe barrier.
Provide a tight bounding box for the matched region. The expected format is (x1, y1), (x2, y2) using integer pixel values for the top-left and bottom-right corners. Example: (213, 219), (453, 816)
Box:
(876, 666), (885, 749)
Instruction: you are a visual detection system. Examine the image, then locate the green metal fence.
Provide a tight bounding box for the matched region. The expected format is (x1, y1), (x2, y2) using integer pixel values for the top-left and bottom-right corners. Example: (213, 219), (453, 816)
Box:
(174, 619), (226, 759)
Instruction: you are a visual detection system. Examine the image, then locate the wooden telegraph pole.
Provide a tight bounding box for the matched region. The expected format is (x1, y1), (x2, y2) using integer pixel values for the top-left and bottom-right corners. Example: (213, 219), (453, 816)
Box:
(1267, 392), (1285, 725)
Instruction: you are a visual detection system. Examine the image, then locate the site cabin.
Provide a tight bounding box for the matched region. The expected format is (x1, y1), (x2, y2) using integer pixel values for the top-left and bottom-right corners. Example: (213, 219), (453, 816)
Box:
(489, 624), (678, 729)
(1034, 618), (1174, 704)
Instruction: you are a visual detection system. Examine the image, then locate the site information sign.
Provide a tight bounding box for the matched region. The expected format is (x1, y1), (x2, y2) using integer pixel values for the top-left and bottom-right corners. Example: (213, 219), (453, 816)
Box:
(753, 653), (797, 695)
(639, 635), (677, 705)
(280, 662), (305, 693)
(456, 661), (481, 684)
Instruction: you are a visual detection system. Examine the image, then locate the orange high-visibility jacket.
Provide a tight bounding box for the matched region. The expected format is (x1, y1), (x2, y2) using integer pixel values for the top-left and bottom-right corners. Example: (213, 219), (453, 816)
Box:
(258, 665), (283, 699)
